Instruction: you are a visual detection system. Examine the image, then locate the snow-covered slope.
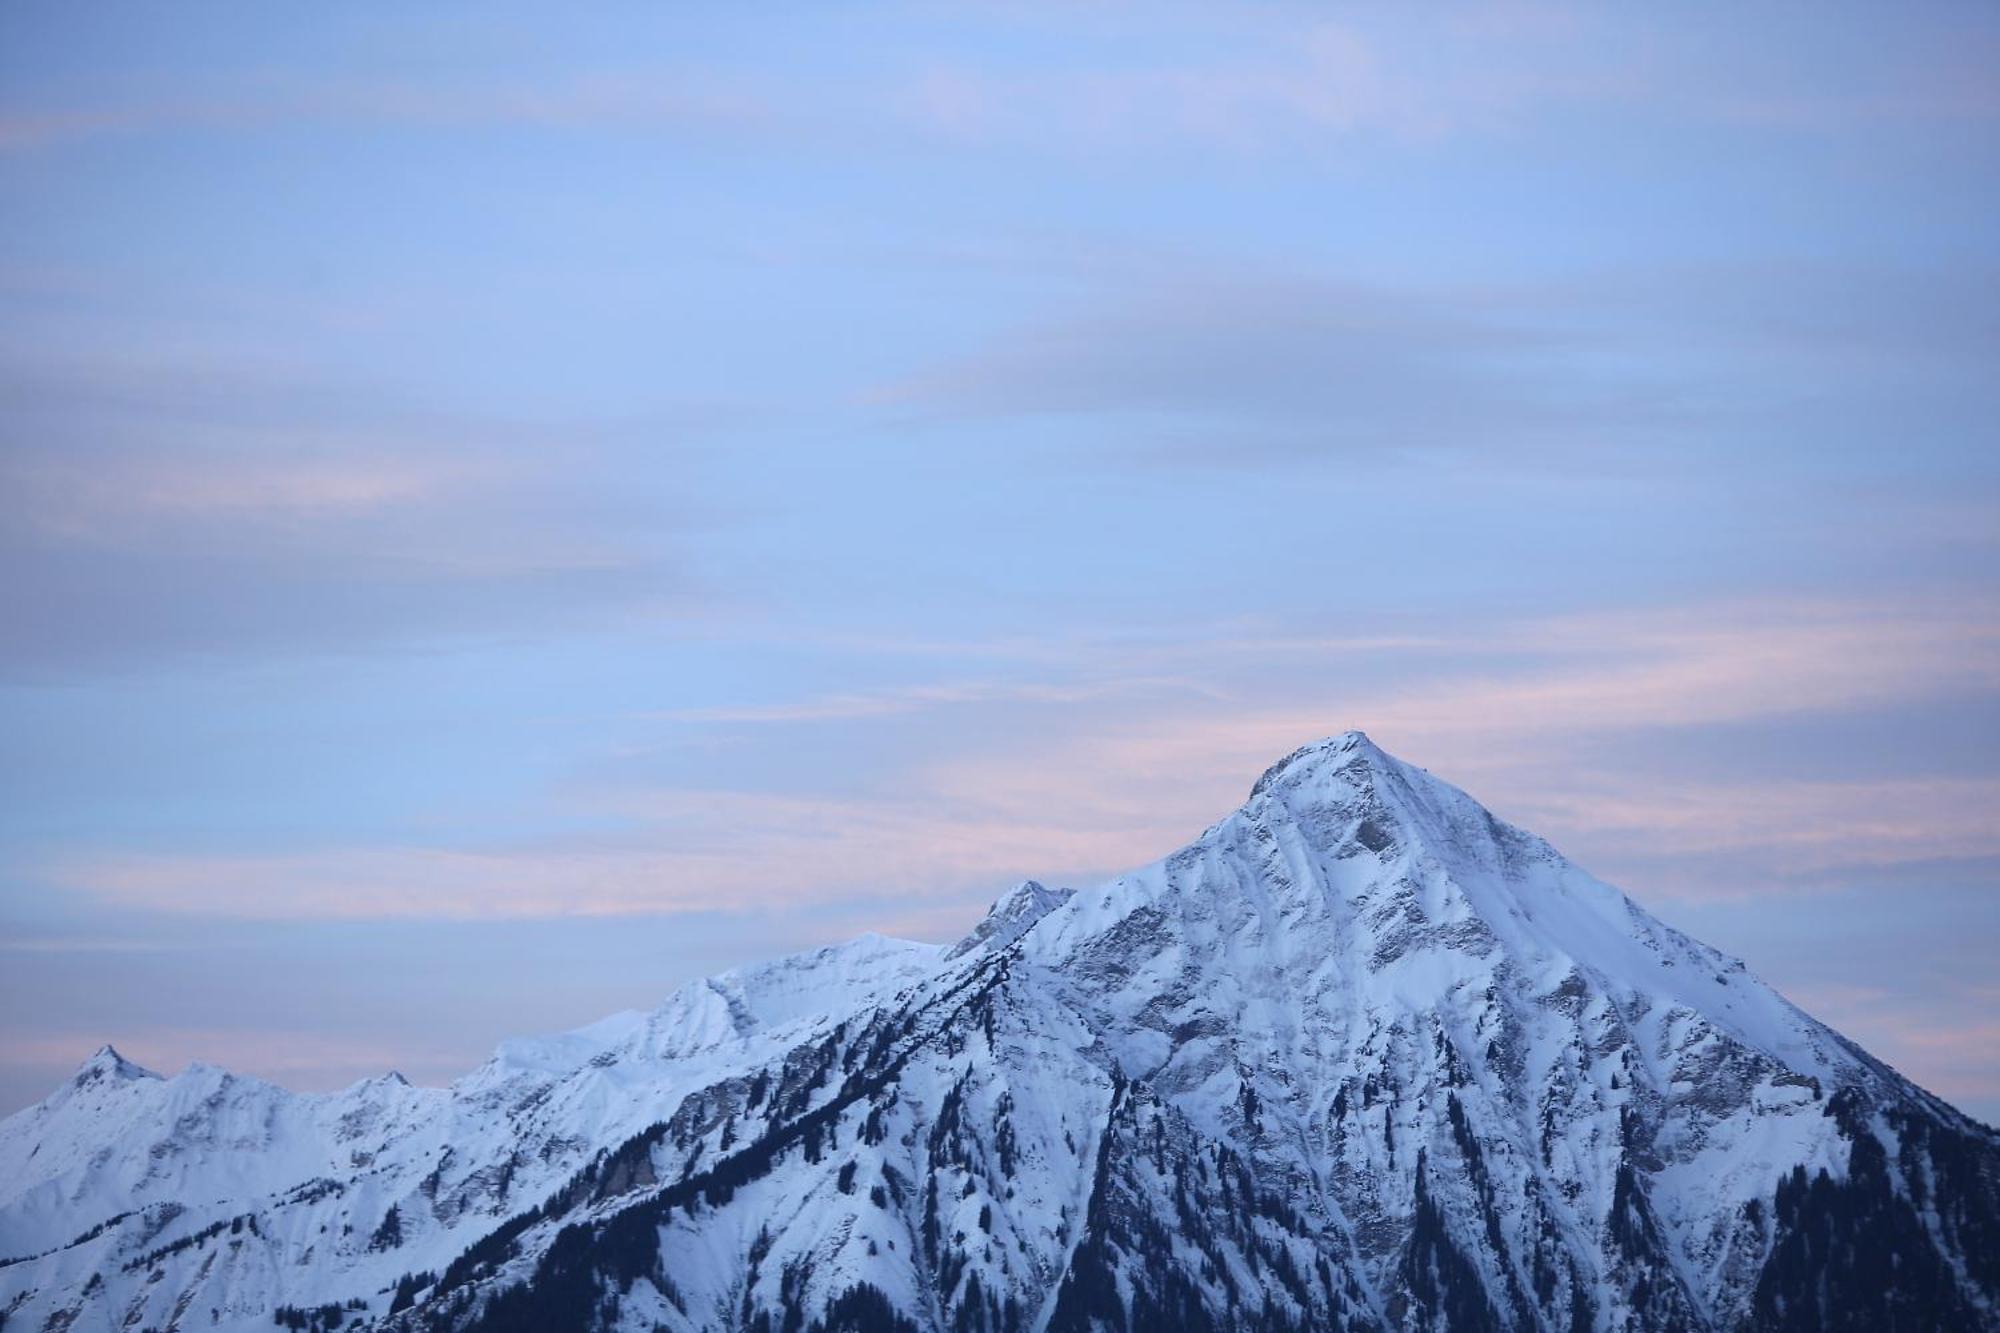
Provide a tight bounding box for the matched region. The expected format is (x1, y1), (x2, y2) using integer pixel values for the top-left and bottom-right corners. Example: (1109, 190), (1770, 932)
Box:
(4, 733), (1996, 1332)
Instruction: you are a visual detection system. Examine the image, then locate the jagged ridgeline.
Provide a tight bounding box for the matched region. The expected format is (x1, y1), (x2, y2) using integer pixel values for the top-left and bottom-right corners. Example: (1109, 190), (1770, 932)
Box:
(3, 733), (1997, 1331)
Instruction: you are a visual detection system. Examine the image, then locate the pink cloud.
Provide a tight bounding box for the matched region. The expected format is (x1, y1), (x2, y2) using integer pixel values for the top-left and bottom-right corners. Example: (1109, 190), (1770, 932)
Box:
(0, 76), (773, 154)
(1780, 986), (2000, 1112)
(53, 789), (1168, 922)
(46, 597), (1999, 921)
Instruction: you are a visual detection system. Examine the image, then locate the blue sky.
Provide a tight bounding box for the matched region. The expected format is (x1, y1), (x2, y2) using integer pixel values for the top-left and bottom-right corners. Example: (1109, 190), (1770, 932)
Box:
(2, 3), (1996, 1118)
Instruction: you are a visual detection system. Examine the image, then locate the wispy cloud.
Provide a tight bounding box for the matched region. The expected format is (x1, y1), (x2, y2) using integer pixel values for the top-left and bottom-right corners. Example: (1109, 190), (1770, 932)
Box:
(653, 676), (1216, 725)
(9, 451), (464, 538)
(0, 19), (1613, 158)
(9, 8), (1990, 162)
(891, 7), (2000, 156)
(0, 351), (706, 675)
(47, 597), (1997, 920)
(870, 271), (1658, 452)
(0, 936), (178, 955)
(52, 789), (1167, 922)
(872, 257), (2000, 479)
(0, 74), (773, 154)
(1510, 778), (2000, 886)
(906, 600), (2000, 890)
(1783, 984), (2000, 1116)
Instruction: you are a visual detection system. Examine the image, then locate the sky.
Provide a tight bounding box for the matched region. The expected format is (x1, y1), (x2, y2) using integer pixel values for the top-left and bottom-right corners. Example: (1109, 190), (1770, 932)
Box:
(1, 3), (1996, 1121)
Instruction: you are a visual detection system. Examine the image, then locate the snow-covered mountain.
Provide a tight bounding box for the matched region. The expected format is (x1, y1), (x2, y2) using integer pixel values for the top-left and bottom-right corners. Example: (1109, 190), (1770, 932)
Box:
(4, 732), (1996, 1332)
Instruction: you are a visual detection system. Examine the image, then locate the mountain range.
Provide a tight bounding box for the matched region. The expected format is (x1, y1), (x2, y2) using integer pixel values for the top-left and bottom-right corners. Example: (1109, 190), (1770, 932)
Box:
(3, 732), (1996, 1331)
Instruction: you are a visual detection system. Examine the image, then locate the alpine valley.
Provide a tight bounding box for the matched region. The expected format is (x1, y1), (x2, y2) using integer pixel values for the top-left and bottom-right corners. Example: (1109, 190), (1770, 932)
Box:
(4, 733), (1996, 1333)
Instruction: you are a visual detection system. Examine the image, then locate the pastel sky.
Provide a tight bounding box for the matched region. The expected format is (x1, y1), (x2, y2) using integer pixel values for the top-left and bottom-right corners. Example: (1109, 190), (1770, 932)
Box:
(2, 4), (1997, 1120)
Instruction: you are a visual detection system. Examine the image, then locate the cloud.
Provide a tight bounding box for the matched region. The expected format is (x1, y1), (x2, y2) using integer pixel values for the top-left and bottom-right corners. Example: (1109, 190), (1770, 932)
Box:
(9, 7), (1990, 165)
(894, 596), (1997, 774)
(44, 597), (1997, 921)
(50, 787), (1169, 922)
(0, 936), (177, 955)
(653, 676), (1216, 725)
(871, 272), (1658, 452)
(892, 11), (1653, 154)
(9, 450), (463, 539)
(0, 16), (1595, 159)
(1375, 601), (2000, 741)
(1506, 778), (2000, 884)
(1776, 979), (2000, 1116)
(742, 598), (2000, 897)
(888, 7), (2000, 157)
(0, 351), (702, 676)
(984, 600), (2000, 869)
(0, 74), (774, 154)
(1668, 16), (2000, 131)
(871, 254), (2000, 480)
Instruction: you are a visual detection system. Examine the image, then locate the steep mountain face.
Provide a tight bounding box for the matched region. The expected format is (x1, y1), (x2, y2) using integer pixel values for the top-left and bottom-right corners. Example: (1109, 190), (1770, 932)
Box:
(4, 733), (1997, 1333)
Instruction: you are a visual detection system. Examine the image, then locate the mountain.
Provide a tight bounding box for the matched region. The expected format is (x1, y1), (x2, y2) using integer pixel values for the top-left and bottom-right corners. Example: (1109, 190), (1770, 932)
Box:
(3, 731), (1996, 1332)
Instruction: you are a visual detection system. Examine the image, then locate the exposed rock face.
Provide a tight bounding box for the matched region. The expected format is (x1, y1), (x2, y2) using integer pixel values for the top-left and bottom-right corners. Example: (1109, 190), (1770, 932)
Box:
(4, 732), (1996, 1331)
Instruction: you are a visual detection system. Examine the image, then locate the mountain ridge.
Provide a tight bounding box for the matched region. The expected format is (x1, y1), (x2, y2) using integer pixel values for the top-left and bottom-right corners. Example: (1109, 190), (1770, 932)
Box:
(3, 731), (1996, 1332)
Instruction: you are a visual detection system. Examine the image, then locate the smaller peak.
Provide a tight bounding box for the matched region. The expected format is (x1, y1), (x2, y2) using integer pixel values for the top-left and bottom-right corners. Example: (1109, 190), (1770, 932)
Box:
(946, 880), (1074, 960)
(995, 879), (1066, 912)
(1248, 731), (1385, 800)
(72, 1044), (158, 1087)
(803, 931), (927, 963)
(179, 1059), (234, 1085)
(993, 880), (1075, 928)
(340, 1068), (415, 1096)
(814, 930), (884, 954)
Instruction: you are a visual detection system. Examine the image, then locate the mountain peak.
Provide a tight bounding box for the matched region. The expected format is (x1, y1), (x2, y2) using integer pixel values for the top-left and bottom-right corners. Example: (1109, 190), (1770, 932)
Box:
(1247, 729), (1384, 799)
(946, 879), (1074, 960)
(1237, 729), (1538, 881)
(70, 1044), (157, 1088)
